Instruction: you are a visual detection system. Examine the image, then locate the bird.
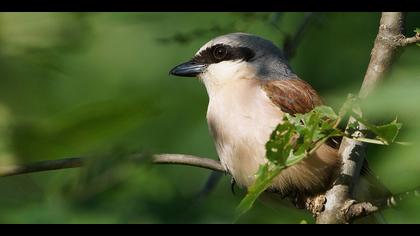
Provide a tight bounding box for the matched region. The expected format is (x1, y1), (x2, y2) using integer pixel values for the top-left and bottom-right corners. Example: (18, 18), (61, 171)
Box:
(169, 32), (389, 205)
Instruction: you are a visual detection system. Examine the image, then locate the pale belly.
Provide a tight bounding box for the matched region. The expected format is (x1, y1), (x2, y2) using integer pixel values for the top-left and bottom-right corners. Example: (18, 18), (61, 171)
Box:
(206, 83), (338, 196)
(206, 82), (283, 187)
(207, 108), (280, 188)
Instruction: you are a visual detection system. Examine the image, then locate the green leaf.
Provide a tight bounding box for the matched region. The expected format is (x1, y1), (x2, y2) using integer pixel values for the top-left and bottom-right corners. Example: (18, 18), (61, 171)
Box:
(414, 28), (420, 34)
(285, 149), (308, 166)
(236, 105), (344, 219)
(371, 119), (402, 144)
(235, 98), (403, 220)
(235, 163), (284, 220)
(313, 106), (338, 120)
(351, 113), (402, 145)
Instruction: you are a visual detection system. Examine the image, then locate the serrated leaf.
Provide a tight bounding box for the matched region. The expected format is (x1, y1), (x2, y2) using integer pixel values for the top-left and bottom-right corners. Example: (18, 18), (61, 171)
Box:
(265, 122), (296, 163)
(285, 149), (308, 166)
(351, 114), (402, 145)
(313, 106), (338, 120)
(236, 104), (344, 219)
(235, 163), (284, 220)
(235, 97), (402, 220)
(371, 119), (402, 144)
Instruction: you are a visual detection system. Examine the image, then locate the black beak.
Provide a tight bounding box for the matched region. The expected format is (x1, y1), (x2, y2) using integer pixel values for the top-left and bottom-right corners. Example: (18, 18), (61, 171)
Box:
(169, 61), (206, 77)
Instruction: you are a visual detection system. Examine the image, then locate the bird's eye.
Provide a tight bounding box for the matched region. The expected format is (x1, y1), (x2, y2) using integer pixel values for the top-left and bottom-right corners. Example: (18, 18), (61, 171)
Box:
(213, 46), (227, 60)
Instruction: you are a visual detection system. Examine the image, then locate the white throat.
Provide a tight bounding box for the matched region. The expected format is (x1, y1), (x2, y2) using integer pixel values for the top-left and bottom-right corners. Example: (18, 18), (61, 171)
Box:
(199, 61), (255, 98)
(201, 61), (284, 187)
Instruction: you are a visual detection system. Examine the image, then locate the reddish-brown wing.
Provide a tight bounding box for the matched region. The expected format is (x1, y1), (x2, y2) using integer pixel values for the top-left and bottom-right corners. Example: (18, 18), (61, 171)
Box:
(261, 78), (323, 115)
(263, 78), (391, 203)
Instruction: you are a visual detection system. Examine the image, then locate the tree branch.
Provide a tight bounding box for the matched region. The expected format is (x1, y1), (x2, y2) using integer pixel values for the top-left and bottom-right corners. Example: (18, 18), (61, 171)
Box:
(359, 12), (406, 99)
(1, 147), (419, 223)
(0, 12), (417, 224)
(0, 154), (225, 177)
(316, 12), (414, 224)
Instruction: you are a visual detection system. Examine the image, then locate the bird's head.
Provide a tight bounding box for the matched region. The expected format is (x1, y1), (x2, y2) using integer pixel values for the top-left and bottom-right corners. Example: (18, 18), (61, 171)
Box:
(169, 32), (295, 88)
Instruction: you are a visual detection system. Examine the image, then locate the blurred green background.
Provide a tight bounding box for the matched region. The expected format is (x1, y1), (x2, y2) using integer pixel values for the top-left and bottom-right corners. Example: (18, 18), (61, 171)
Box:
(0, 12), (419, 223)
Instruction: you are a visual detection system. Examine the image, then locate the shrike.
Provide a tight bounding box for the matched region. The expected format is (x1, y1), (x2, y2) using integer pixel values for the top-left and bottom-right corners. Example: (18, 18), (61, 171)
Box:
(170, 32), (387, 201)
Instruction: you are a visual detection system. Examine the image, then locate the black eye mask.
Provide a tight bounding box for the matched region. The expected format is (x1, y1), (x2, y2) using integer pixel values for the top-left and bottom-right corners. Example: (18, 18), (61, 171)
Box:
(191, 44), (255, 65)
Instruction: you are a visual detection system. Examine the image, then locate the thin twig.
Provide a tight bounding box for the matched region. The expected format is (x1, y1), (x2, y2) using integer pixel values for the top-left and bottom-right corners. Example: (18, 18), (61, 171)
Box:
(0, 154), (225, 177)
(376, 186), (420, 209)
(397, 33), (420, 47)
(344, 186), (420, 222)
(152, 154), (225, 172)
(0, 157), (84, 177)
